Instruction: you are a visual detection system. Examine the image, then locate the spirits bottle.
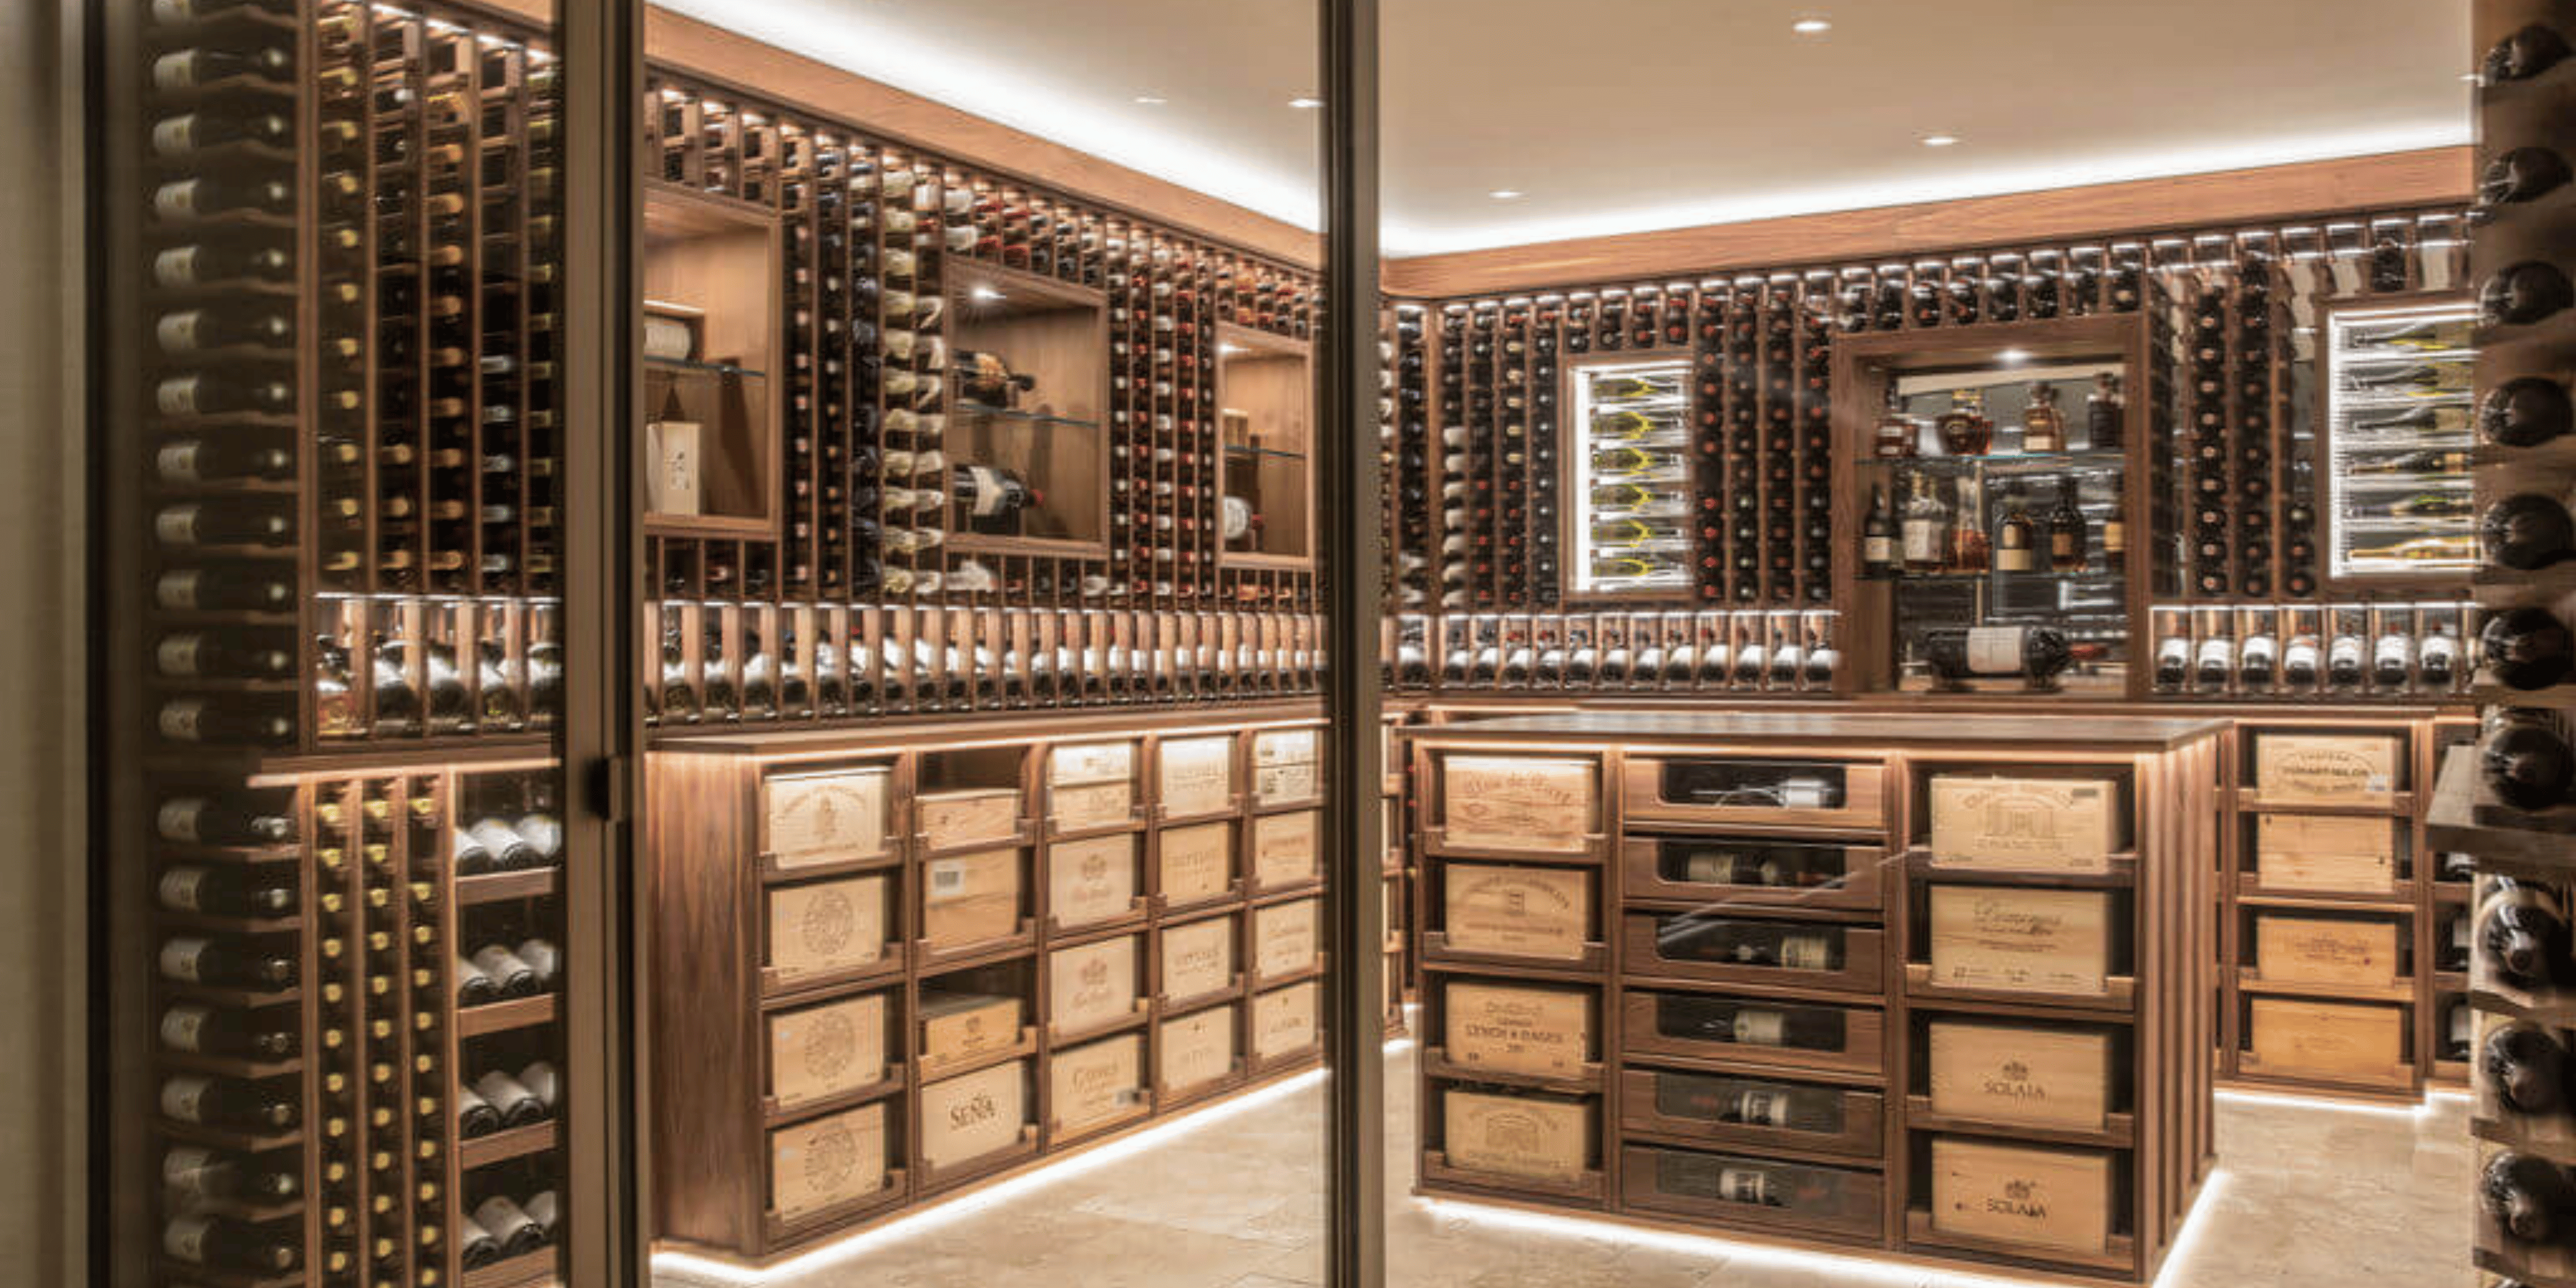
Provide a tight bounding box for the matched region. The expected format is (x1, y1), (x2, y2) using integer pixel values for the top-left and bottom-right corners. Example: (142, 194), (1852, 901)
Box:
(1992, 483), (2036, 572)
(1860, 484), (1895, 578)
(2085, 371), (2125, 449)
(1872, 385), (1918, 459)
(1934, 388), (1993, 456)
(1898, 473), (1947, 574)
(1945, 475), (1989, 572)
(2021, 381), (2065, 453)
(2046, 479), (2087, 572)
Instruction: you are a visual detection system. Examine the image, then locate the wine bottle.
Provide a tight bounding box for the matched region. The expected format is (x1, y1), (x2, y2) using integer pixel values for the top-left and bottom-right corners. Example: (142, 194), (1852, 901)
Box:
(459, 1212), (505, 1269)
(156, 791), (294, 846)
(2485, 23), (2574, 82)
(160, 1074), (298, 1132)
(2238, 632), (2278, 688)
(2483, 146), (2573, 206)
(2371, 630), (2414, 691)
(159, 1002), (296, 1060)
(1899, 473), (1947, 574)
(157, 865), (295, 917)
(2483, 606), (2576, 691)
(155, 432), (296, 485)
(159, 935), (293, 989)
(2484, 491), (2576, 571)
(2153, 636), (2189, 691)
(2326, 634), (2365, 688)
(473, 1194), (547, 1258)
(954, 349), (1036, 405)
(2046, 481), (2087, 572)
(155, 497), (296, 548)
(1993, 484), (2036, 572)
(457, 1084), (503, 1138)
(1657, 995), (1843, 1050)
(466, 818), (537, 871)
(153, 175), (295, 221)
(2283, 635), (2321, 686)
(153, 237), (293, 288)
(2482, 878), (2572, 988)
(2482, 1152), (2576, 1243)
(154, 563), (292, 612)
(474, 1069), (549, 1128)
(1860, 484), (1894, 578)
(2422, 630), (2462, 689)
(2194, 636), (2234, 692)
(2485, 1023), (2572, 1116)
(1922, 626), (2072, 688)
(2485, 377), (2573, 448)
(2349, 448), (2467, 475)
(163, 1145), (299, 1205)
(469, 943), (539, 999)
(2484, 261), (2576, 327)
(953, 463), (1040, 536)
(163, 1215), (299, 1273)
(2485, 710), (2575, 812)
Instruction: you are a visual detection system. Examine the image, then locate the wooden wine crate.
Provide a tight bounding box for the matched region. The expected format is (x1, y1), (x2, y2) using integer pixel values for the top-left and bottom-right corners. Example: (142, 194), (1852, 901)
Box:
(1252, 728), (1321, 804)
(917, 787), (1023, 849)
(1442, 1089), (1595, 1184)
(1157, 821), (1235, 905)
(766, 991), (890, 1109)
(1252, 809), (1321, 889)
(1049, 741), (1137, 786)
(918, 991), (1022, 1066)
(1048, 935), (1140, 1036)
(1049, 1033), (1145, 1134)
(2250, 732), (2400, 805)
(1927, 775), (2123, 874)
(768, 1101), (888, 1220)
(1047, 832), (1138, 929)
(765, 874), (889, 982)
(761, 766), (891, 869)
(1925, 886), (2113, 998)
(919, 1060), (1028, 1170)
(2253, 813), (2397, 894)
(1438, 754), (1597, 852)
(1252, 981), (1320, 1060)
(1159, 735), (1237, 817)
(1050, 781), (1135, 833)
(1252, 727), (1320, 767)
(1444, 981), (1592, 1079)
(2247, 998), (2407, 1079)
(1442, 863), (1592, 962)
(1160, 915), (1237, 1002)
(1927, 1137), (2113, 1255)
(1158, 1003), (1238, 1094)
(1927, 1021), (2112, 1131)
(2252, 915), (2402, 989)
(1253, 898), (1321, 982)
(921, 847), (1022, 949)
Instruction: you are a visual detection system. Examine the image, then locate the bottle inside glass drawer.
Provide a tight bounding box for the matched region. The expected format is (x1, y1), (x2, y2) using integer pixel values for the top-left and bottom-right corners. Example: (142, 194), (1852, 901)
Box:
(1655, 838), (1850, 889)
(1651, 1070), (1847, 1134)
(1649, 1148), (1849, 1209)
(1654, 914), (1844, 969)
(1653, 993), (1847, 1050)
(1659, 758), (1847, 809)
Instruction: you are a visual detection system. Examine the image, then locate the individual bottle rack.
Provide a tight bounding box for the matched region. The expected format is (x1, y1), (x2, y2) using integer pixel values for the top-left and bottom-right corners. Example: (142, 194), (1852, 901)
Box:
(2145, 600), (2476, 701)
(1391, 609), (1841, 695)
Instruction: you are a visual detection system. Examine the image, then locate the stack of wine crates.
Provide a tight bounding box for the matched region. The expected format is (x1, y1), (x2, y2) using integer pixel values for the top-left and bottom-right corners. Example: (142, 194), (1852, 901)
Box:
(113, 2), (573, 1285)
(2460, 7), (2576, 1288)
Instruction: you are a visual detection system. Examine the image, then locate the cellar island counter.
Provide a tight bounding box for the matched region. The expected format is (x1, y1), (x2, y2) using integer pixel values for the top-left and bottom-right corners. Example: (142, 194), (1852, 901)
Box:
(1403, 710), (2225, 1285)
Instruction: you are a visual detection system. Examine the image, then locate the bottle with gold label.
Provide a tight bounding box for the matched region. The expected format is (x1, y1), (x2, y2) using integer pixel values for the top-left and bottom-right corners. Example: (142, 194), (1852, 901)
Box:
(2021, 381), (2066, 453)
(1993, 483), (2036, 572)
(1873, 384), (1919, 459)
(1936, 387), (1993, 456)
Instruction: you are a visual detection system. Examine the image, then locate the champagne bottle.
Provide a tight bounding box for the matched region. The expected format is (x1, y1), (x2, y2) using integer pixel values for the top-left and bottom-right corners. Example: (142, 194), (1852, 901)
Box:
(154, 563), (292, 612)
(156, 791), (294, 846)
(154, 497), (296, 548)
(2483, 146), (2573, 206)
(2485, 23), (2574, 82)
(156, 865), (296, 917)
(159, 1003), (295, 1059)
(159, 935), (293, 989)
(160, 1074), (298, 1131)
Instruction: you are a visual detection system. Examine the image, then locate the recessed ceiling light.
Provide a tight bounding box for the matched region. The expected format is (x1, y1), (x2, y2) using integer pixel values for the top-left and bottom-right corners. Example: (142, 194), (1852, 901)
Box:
(1488, 189), (1524, 200)
(1791, 17), (1832, 34)
(1921, 134), (1961, 147)
(1133, 94), (1168, 105)
(1288, 97), (1324, 110)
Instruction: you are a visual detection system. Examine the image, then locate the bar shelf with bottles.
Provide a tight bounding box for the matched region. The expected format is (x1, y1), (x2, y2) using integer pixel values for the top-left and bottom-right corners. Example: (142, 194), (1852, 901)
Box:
(1832, 310), (2174, 699)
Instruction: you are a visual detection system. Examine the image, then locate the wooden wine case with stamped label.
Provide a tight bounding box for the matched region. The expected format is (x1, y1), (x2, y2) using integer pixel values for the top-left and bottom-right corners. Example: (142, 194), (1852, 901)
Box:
(648, 709), (1360, 1261)
(1404, 713), (2222, 1283)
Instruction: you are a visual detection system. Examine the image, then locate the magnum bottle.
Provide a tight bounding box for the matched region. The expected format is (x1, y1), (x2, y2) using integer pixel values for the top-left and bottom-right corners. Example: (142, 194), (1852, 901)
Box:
(154, 497), (295, 548)
(2482, 1151), (2576, 1243)
(2484, 491), (2576, 571)
(2326, 634), (2366, 689)
(2482, 261), (2576, 327)
(2484, 710), (2575, 812)
(2483, 606), (2576, 691)
(155, 563), (292, 612)
(2484, 23), (2574, 82)
(1921, 626), (2073, 688)
(2490, 1023), (2574, 1122)
(157, 865), (295, 917)
(2482, 146), (2572, 207)
(2481, 878), (2573, 989)
(2484, 377), (2572, 448)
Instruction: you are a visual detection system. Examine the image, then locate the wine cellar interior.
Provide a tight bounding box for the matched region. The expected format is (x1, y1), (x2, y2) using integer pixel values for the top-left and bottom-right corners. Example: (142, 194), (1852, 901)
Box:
(55, 1), (2576, 1287)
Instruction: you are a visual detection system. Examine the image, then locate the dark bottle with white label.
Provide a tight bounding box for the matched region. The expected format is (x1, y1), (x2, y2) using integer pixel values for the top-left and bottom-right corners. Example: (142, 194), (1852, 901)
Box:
(2371, 629), (2414, 691)
(159, 934), (294, 989)
(156, 865), (295, 918)
(162, 1145), (301, 1205)
(159, 1073), (298, 1132)
(155, 790), (294, 846)
(159, 1002), (296, 1059)
(163, 1215), (300, 1274)
(2484, 377), (2573, 448)
(952, 462), (1040, 536)
(1922, 625), (2072, 688)
(1656, 995), (1844, 1050)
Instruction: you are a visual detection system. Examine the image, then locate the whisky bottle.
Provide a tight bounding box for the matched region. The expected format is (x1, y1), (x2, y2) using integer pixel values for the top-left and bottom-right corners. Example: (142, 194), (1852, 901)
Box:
(2046, 481), (2087, 571)
(1945, 475), (1989, 572)
(1898, 473), (1947, 574)
(2020, 381), (2066, 453)
(2084, 371), (2124, 449)
(1992, 484), (2036, 572)
(1872, 386), (1917, 459)
(1934, 388), (1993, 456)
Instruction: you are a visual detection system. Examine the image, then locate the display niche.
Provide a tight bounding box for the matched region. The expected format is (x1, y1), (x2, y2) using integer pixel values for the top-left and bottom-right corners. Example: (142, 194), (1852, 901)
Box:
(1215, 324), (1314, 569)
(643, 179), (785, 539)
(940, 261), (1110, 559)
(1834, 314), (2172, 698)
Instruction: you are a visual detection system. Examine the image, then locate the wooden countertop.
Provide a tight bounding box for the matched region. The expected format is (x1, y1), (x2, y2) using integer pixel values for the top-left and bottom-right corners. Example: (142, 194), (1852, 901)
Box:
(1407, 708), (2232, 751)
(650, 698), (1327, 757)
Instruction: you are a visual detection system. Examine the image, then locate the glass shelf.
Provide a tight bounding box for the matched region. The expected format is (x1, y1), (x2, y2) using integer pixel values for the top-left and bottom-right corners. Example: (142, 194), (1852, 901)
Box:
(953, 399), (1100, 431)
(2324, 299), (2479, 581)
(1223, 443), (1305, 462)
(644, 354), (767, 380)
(1862, 448), (2126, 475)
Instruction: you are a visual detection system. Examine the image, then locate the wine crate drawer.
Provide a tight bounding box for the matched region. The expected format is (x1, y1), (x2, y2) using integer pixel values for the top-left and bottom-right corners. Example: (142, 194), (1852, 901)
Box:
(917, 788), (1023, 850)
(1050, 1033), (1145, 1136)
(1622, 756), (1883, 831)
(1157, 1002), (1240, 1097)
(2246, 998), (2408, 1082)
(918, 990), (1024, 1069)
(763, 875), (892, 988)
(1159, 915), (1239, 1005)
(1252, 980), (1319, 1061)
(1049, 741), (1137, 787)
(2250, 914), (2404, 990)
(1621, 836), (1885, 912)
(1621, 1142), (1885, 1243)
(1444, 980), (1594, 1080)
(1158, 735), (1239, 818)
(1442, 1088), (1599, 1187)
(1046, 832), (1141, 931)
(1622, 990), (1885, 1079)
(1252, 898), (1321, 983)
(2253, 814), (2398, 894)
(1252, 729), (1321, 805)
(919, 1059), (1031, 1171)
(1252, 727), (1320, 768)
(1620, 1066), (1884, 1159)
(1625, 912), (1884, 994)
(921, 847), (1026, 951)
(1926, 1020), (2116, 1133)
(2249, 731), (2401, 805)
(1048, 781), (1135, 834)
(1433, 753), (1601, 853)
(1926, 775), (2125, 874)
(1156, 820), (1236, 907)
(1439, 863), (1596, 964)
(1048, 935), (1142, 1038)
(1923, 886), (2115, 1000)
(1925, 1137), (2114, 1256)
(761, 766), (893, 869)
(766, 991), (891, 1111)
(768, 1101), (890, 1221)
(1251, 809), (1321, 891)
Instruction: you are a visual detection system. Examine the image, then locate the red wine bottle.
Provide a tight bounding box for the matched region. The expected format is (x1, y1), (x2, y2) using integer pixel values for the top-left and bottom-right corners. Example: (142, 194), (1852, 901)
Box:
(163, 1214), (300, 1273)
(2485, 710), (2575, 812)
(2483, 606), (2576, 691)
(2485, 1022), (2572, 1116)
(2485, 377), (2574, 448)
(2483, 1151), (2576, 1243)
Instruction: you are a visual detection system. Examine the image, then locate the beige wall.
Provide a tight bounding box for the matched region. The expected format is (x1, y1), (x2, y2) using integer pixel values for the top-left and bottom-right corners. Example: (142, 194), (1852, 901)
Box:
(0, 0), (85, 1279)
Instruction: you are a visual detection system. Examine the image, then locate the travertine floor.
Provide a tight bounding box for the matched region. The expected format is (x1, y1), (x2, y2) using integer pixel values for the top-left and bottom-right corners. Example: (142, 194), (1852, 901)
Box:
(654, 1045), (2470, 1288)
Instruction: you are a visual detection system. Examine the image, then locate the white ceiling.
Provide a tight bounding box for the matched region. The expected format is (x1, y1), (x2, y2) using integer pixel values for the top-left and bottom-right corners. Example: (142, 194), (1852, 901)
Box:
(658, 0), (2476, 257)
